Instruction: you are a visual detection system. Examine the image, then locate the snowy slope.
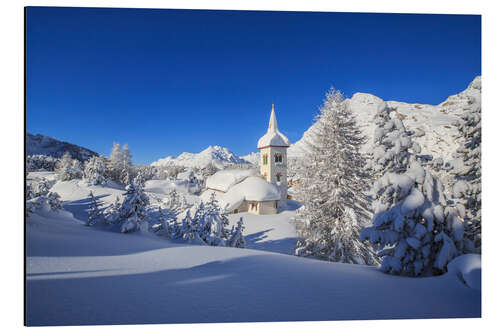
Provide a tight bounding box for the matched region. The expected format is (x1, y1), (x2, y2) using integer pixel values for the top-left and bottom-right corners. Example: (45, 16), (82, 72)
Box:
(26, 207), (480, 326)
(26, 173), (480, 326)
(289, 76), (481, 163)
(27, 133), (98, 161)
(151, 145), (250, 169)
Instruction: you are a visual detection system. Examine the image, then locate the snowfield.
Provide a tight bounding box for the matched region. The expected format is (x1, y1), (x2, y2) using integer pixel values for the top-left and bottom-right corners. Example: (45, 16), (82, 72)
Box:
(26, 173), (480, 326)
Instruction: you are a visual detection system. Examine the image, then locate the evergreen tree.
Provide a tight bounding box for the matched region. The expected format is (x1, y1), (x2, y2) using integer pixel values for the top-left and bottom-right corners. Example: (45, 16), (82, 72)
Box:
(121, 144), (133, 185)
(103, 183), (150, 233)
(108, 142), (123, 183)
(227, 217), (246, 248)
(193, 193), (231, 246)
(369, 101), (421, 176)
(55, 152), (82, 181)
(449, 106), (481, 252)
(87, 191), (102, 226)
(83, 155), (108, 185)
(294, 88), (378, 265)
(361, 161), (465, 276)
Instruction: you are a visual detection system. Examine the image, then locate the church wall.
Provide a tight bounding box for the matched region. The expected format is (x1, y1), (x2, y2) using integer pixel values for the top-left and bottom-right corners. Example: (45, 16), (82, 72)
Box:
(257, 200), (278, 215)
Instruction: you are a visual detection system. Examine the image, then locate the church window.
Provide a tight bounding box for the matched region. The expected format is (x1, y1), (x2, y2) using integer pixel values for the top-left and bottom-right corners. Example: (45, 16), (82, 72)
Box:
(276, 172), (282, 182)
(263, 154), (268, 165)
(274, 153), (283, 163)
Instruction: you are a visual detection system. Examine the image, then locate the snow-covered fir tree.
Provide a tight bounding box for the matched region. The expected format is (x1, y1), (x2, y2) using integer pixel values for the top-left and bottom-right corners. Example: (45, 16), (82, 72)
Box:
(178, 210), (204, 243)
(227, 217), (245, 248)
(448, 106), (481, 252)
(107, 142), (132, 185)
(87, 191), (102, 226)
(294, 88), (378, 265)
(164, 192), (244, 247)
(121, 144), (133, 185)
(103, 183), (150, 233)
(55, 152), (83, 181)
(361, 161), (465, 276)
(83, 155), (108, 185)
(193, 193), (231, 246)
(369, 102), (421, 176)
(26, 154), (59, 172)
(153, 204), (180, 238)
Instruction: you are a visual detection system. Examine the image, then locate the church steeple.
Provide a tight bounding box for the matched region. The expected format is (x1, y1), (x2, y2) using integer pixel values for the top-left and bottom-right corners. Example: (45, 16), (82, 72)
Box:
(257, 104), (289, 207)
(257, 104), (290, 149)
(268, 103), (278, 132)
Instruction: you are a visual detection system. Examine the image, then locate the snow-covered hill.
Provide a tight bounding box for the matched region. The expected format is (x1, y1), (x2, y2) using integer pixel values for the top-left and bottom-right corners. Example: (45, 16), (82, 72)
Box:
(151, 145), (250, 169)
(26, 176), (480, 325)
(27, 133), (98, 161)
(240, 152), (260, 165)
(289, 76), (481, 163)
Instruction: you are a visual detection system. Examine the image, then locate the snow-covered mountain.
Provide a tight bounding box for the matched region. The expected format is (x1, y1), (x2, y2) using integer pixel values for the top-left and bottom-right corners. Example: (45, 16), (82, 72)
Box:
(240, 152), (260, 165)
(289, 76), (481, 163)
(151, 145), (250, 169)
(27, 133), (98, 161)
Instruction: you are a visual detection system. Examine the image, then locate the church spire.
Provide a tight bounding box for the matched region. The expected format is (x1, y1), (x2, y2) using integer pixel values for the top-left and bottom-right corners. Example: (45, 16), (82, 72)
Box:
(268, 103), (278, 132)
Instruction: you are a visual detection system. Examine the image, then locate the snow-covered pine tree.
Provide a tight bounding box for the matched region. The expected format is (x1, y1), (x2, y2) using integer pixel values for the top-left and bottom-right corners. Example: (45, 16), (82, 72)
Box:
(154, 204), (179, 238)
(449, 105), (481, 252)
(103, 183), (150, 233)
(83, 155), (108, 185)
(361, 161), (465, 276)
(47, 192), (62, 210)
(155, 189), (190, 238)
(55, 152), (82, 181)
(179, 210), (204, 244)
(108, 142), (123, 184)
(227, 217), (246, 248)
(121, 144), (133, 185)
(369, 102), (421, 177)
(193, 193), (231, 246)
(87, 191), (102, 226)
(294, 87), (378, 265)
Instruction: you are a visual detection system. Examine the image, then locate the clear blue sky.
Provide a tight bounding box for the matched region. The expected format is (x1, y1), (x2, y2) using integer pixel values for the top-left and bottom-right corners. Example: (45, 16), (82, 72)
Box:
(26, 7), (481, 165)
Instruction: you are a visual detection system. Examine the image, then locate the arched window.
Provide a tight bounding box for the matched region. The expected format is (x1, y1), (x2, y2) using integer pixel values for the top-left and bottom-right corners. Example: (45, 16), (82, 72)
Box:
(262, 154), (268, 165)
(274, 153), (283, 163)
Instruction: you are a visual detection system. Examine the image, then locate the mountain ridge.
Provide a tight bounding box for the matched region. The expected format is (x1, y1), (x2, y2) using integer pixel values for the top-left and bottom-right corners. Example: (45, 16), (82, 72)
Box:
(27, 133), (98, 162)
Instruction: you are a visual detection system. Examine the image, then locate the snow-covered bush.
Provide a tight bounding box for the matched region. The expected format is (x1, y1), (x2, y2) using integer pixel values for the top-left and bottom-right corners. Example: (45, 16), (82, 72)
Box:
(26, 191), (62, 216)
(369, 102), (421, 176)
(103, 183), (150, 233)
(26, 154), (58, 171)
(449, 106), (481, 252)
(55, 152), (83, 181)
(361, 161), (465, 276)
(294, 88), (378, 265)
(83, 155), (108, 185)
(26, 177), (54, 200)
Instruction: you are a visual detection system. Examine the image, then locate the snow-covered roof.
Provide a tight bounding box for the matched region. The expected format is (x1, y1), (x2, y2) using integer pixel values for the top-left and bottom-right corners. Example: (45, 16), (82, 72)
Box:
(202, 176), (281, 212)
(257, 105), (290, 149)
(205, 168), (258, 192)
(229, 176), (281, 202)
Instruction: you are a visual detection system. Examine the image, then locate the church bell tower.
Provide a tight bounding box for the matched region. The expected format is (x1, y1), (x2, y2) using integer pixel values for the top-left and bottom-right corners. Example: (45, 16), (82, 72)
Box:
(257, 104), (290, 206)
